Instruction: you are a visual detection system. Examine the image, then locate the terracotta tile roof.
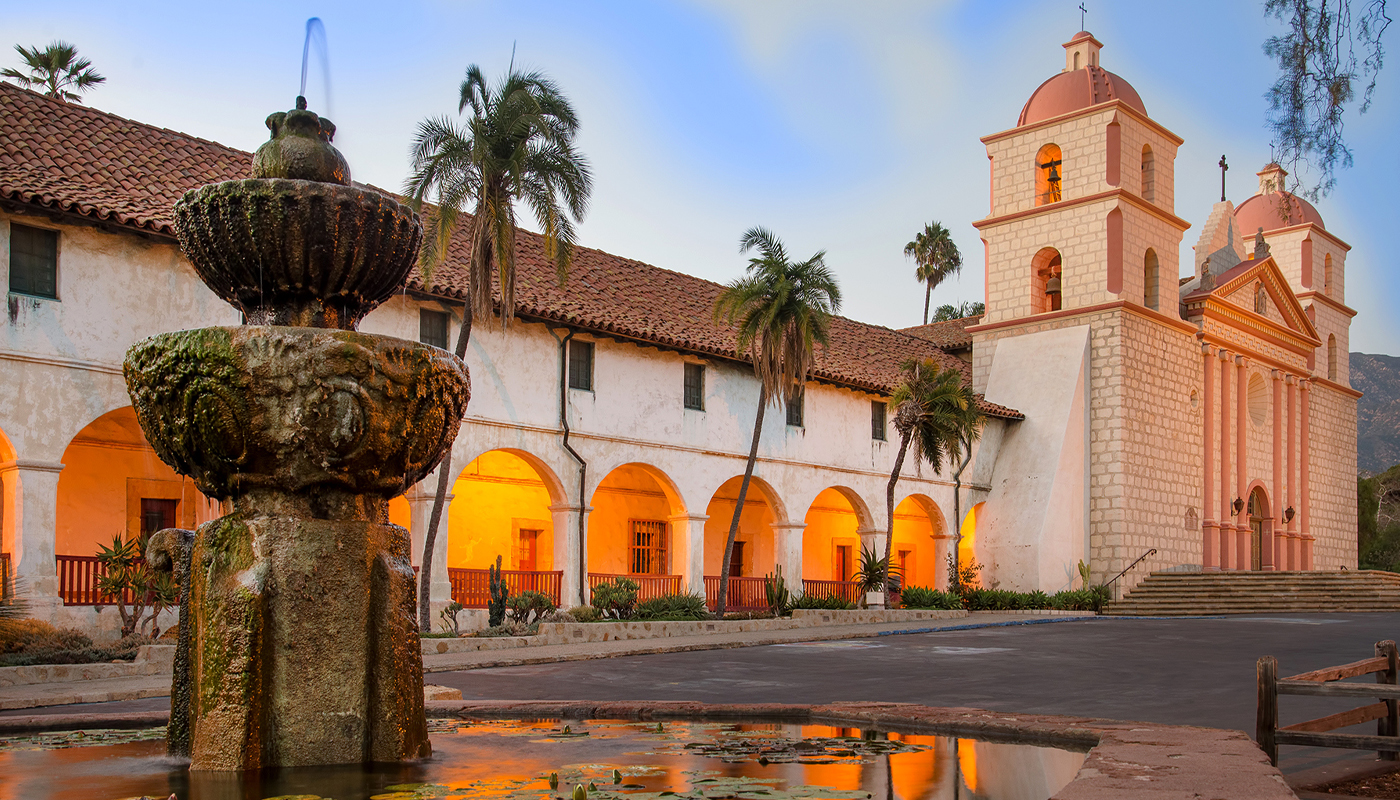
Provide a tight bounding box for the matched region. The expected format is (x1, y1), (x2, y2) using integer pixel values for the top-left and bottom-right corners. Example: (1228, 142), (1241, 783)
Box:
(0, 83), (251, 235)
(900, 315), (982, 350)
(0, 82), (1021, 420)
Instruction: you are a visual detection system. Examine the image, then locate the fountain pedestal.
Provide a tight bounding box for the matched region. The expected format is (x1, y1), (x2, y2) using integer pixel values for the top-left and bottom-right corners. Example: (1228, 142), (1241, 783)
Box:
(125, 100), (468, 770)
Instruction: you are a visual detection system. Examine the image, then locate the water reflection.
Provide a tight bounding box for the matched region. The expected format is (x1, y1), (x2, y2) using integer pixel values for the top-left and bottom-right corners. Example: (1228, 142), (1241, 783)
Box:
(0, 719), (1085, 800)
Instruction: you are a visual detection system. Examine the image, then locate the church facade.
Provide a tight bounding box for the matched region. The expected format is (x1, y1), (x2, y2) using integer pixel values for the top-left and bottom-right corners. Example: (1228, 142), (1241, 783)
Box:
(967, 32), (1359, 591)
(0, 30), (1360, 635)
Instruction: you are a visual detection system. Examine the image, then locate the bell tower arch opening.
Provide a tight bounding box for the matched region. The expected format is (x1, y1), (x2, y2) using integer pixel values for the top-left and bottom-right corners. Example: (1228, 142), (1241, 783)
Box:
(1031, 247), (1063, 314)
(1035, 144), (1063, 206)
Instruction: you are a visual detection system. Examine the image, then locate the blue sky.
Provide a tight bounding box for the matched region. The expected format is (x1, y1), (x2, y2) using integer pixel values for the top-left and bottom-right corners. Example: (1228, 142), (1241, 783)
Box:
(8, 0), (1397, 354)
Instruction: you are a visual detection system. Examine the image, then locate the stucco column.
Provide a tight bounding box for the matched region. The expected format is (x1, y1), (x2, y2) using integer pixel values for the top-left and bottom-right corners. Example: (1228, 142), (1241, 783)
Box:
(668, 514), (708, 597)
(1201, 343), (1218, 571)
(1286, 375), (1299, 569)
(0, 460), (63, 611)
(405, 486), (453, 607)
(1235, 356), (1250, 570)
(1300, 380), (1313, 570)
(771, 522), (806, 591)
(550, 503), (591, 608)
(1218, 350), (1235, 570)
(1266, 369), (1283, 571)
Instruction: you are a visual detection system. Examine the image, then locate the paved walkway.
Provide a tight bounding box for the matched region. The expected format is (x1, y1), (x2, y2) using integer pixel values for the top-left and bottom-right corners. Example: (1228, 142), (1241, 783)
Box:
(0, 613), (1093, 712)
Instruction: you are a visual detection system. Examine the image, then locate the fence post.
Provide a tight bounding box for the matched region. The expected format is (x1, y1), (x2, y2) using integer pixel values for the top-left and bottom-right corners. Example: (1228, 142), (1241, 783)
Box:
(1258, 655), (1278, 766)
(1379, 640), (1399, 761)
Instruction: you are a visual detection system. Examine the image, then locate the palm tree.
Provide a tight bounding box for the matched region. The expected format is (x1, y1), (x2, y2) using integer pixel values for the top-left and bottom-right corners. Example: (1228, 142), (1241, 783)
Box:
(931, 301), (985, 322)
(904, 222), (962, 325)
(883, 358), (983, 605)
(1, 42), (105, 103)
(712, 227), (841, 615)
(403, 63), (592, 630)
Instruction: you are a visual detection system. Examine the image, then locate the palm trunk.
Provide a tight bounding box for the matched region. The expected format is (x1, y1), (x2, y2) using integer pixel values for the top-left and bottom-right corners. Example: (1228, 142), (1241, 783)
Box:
(922, 283), (931, 325)
(417, 298), (473, 631)
(884, 431), (911, 607)
(717, 386), (767, 616)
(950, 433), (972, 593)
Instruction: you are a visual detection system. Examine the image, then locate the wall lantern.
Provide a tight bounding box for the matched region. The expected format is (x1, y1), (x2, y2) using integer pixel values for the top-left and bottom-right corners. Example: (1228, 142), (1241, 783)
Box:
(1283, 506), (1296, 523)
(1232, 497), (1245, 515)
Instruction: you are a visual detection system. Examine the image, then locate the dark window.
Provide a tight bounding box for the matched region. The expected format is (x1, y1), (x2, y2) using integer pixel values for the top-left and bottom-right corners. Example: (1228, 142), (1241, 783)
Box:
(9, 223), (58, 299)
(871, 401), (887, 441)
(684, 363), (705, 410)
(140, 498), (177, 535)
(568, 339), (594, 390)
(786, 385), (804, 427)
(729, 541), (746, 577)
(630, 520), (668, 575)
(419, 309), (449, 350)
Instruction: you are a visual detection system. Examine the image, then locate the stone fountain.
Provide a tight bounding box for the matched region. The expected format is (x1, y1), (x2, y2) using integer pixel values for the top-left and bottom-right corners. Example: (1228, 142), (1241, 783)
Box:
(124, 97), (470, 771)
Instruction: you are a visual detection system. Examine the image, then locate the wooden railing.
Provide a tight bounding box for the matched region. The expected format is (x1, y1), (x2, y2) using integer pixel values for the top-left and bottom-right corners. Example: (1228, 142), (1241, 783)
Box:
(704, 575), (770, 613)
(1258, 639), (1400, 766)
(446, 568), (562, 609)
(588, 573), (680, 603)
(56, 554), (155, 606)
(801, 579), (861, 605)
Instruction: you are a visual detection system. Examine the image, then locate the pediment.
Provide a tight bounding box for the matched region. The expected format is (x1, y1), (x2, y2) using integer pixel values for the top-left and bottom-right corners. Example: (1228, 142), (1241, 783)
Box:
(1197, 256), (1320, 344)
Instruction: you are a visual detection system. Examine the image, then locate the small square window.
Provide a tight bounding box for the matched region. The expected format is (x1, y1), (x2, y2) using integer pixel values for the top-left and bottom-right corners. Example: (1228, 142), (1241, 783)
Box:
(786, 385), (804, 427)
(871, 401), (887, 441)
(9, 223), (58, 299)
(684, 363), (705, 410)
(140, 498), (177, 535)
(568, 339), (594, 391)
(419, 309), (450, 350)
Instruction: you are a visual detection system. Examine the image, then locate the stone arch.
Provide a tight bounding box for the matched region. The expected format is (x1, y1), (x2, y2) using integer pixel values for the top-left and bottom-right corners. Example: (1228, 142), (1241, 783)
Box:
(703, 475), (786, 595)
(1031, 246), (1063, 314)
(587, 462), (687, 578)
(1035, 143), (1063, 206)
(801, 487), (871, 587)
(891, 493), (948, 590)
(958, 501), (987, 584)
(444, 448), (566, 574)
(55, 406), (214, 560)
(1141, 144), (1155, 202)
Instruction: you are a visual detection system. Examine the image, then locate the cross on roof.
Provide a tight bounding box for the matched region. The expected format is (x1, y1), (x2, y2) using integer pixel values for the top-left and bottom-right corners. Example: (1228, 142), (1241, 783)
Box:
(1079, 3), (1088, 29)
(1219, 155), (1229, 202)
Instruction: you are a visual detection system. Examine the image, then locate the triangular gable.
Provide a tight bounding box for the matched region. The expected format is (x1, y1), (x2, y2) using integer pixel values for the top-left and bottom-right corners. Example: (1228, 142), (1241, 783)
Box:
(1208, 256), (1320, 343)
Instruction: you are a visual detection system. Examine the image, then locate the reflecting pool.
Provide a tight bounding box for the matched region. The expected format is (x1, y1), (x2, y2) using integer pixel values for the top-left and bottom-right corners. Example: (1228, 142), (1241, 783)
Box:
(0, 718), (1087, 800)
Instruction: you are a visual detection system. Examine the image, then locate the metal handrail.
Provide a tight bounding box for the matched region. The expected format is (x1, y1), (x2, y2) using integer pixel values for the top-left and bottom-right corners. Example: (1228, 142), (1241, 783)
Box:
(1103, 548), (1157, 600)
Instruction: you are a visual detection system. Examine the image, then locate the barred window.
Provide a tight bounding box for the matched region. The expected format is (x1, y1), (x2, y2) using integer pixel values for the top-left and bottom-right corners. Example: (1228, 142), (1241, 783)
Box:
(568, 340), (594, 390)
(9, 223), (58, 299)
(419, 309), (449, 350)
(871, 401), (887, 441)
(684, 363), (705, 410)
(630, 520), (668, 574)
(786, 385), (804, 427)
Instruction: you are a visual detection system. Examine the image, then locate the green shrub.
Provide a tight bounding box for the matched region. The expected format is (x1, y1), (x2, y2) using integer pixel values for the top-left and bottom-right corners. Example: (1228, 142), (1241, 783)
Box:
(508, 591), (556, 625)
(1048, 586), (1110, 612)
(635, 593), (709, 621)
(791, 592), (856, 610)
(0, 632), (153, 667)
(566, 605), (601, 623)
(897, 585), (962, 610)
(591, 577), (640, 620)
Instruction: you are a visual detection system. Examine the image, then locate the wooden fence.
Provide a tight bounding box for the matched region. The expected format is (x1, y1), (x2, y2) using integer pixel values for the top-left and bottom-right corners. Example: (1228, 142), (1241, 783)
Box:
(704, 575), (770, 613)
(588, 573), (680, 603)
(801, 579), (862, 605)
(55, 555), (160, 606)
(1257, 639), (1400, 766)
(447, 568), (563, 609)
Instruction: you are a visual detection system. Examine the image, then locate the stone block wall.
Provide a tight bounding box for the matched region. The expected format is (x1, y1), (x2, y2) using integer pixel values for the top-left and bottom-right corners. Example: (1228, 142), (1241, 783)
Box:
(1309, 383), (1359, 570)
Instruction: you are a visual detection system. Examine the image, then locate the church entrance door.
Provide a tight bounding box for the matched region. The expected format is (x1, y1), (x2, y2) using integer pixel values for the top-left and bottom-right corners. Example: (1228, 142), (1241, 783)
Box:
(1248, 490), (1266, 571)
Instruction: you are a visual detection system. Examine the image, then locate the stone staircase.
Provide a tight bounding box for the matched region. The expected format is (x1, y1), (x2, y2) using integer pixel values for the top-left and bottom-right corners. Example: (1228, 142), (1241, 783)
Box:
(1104, 570), (1400, 616)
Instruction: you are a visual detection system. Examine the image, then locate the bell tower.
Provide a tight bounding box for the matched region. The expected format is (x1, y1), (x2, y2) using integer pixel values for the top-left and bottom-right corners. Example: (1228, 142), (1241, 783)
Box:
(971, 30), (1190, 381)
